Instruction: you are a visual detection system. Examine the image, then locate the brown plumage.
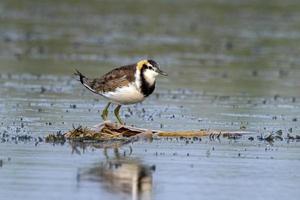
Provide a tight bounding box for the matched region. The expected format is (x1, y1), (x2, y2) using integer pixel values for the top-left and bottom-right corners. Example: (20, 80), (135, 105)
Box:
(75, 64), (136, 94)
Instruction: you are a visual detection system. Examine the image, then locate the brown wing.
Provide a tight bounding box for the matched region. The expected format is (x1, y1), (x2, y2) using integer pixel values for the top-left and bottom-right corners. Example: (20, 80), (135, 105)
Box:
(88, 64), (136, 93)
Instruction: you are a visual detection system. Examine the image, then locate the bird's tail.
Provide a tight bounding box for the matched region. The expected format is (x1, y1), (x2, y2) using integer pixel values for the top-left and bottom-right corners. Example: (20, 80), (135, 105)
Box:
(74, 69), (86, 84)
(74, 69), (96, 93)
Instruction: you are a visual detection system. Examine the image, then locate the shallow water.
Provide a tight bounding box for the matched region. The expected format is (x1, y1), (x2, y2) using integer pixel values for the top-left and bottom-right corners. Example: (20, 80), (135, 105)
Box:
(0, 0), (300, 200)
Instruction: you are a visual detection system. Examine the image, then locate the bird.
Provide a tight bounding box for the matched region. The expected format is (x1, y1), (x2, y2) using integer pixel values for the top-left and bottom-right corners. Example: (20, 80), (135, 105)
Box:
(74, 59), (167, 124)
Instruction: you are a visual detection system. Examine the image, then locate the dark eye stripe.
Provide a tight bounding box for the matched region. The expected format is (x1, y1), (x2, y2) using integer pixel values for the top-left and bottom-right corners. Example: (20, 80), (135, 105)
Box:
(142, 64), (154, 70)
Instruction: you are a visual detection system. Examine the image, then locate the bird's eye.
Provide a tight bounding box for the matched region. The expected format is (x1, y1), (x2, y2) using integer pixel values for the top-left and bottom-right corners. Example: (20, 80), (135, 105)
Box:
(148, 66), (154, 70)
(143, 64), (154, 70)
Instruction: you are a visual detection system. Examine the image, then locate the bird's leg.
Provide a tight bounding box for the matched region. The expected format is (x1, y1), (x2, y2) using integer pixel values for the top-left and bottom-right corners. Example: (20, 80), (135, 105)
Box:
(101, 102), (111, 121)
(114, 105), (123, 124)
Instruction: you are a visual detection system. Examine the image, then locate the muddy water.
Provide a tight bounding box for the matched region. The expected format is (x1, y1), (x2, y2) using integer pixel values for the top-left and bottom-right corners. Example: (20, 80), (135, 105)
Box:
(0, 0), (300, 200)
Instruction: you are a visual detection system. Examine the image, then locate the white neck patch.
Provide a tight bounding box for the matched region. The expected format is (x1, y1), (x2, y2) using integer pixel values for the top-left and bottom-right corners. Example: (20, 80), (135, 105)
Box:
(143, 69), (158, 85)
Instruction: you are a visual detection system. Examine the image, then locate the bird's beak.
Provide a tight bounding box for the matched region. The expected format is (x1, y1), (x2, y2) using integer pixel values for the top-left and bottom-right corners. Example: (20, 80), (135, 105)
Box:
(157, 68), (168, 76)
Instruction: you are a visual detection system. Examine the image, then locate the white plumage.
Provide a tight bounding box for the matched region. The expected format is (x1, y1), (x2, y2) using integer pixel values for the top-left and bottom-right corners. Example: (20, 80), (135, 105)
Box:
(143, 69), (158, 86)
(102, 69), (158, 105)
(102, 83), (145, 105)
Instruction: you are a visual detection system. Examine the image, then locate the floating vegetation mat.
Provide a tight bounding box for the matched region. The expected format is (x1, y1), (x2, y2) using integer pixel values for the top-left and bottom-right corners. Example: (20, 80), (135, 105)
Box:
(45, 121), (252, 144)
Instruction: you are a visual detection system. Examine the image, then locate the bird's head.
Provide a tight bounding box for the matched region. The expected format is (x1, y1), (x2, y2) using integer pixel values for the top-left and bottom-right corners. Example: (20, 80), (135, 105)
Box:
(137, 59), (167, 85)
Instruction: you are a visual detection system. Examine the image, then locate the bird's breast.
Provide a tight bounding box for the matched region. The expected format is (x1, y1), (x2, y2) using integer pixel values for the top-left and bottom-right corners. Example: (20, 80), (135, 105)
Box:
(102, 83), (145, 105)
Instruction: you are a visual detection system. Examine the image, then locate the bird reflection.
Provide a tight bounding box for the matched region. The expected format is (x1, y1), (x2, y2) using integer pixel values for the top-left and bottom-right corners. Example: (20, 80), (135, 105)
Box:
(78, 147), (155, 200)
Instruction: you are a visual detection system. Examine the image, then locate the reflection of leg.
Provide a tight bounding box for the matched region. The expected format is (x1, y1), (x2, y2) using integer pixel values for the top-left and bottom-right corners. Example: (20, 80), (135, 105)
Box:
(128, 145), (133, 156)
(103, 147), (109, 160)
(113, 147), (120, 159)
(101, 102), (111, 121)
(114, 105), (123, 124)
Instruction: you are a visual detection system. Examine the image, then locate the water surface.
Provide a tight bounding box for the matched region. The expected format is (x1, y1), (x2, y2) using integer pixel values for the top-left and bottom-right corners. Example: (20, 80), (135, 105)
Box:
(0, 0), (300, 200)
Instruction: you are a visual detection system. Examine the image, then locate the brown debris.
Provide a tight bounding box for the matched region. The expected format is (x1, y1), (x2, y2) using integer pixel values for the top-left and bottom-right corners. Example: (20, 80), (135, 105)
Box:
(59, 121), (251, 143)
(63, 122), (154, 142)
